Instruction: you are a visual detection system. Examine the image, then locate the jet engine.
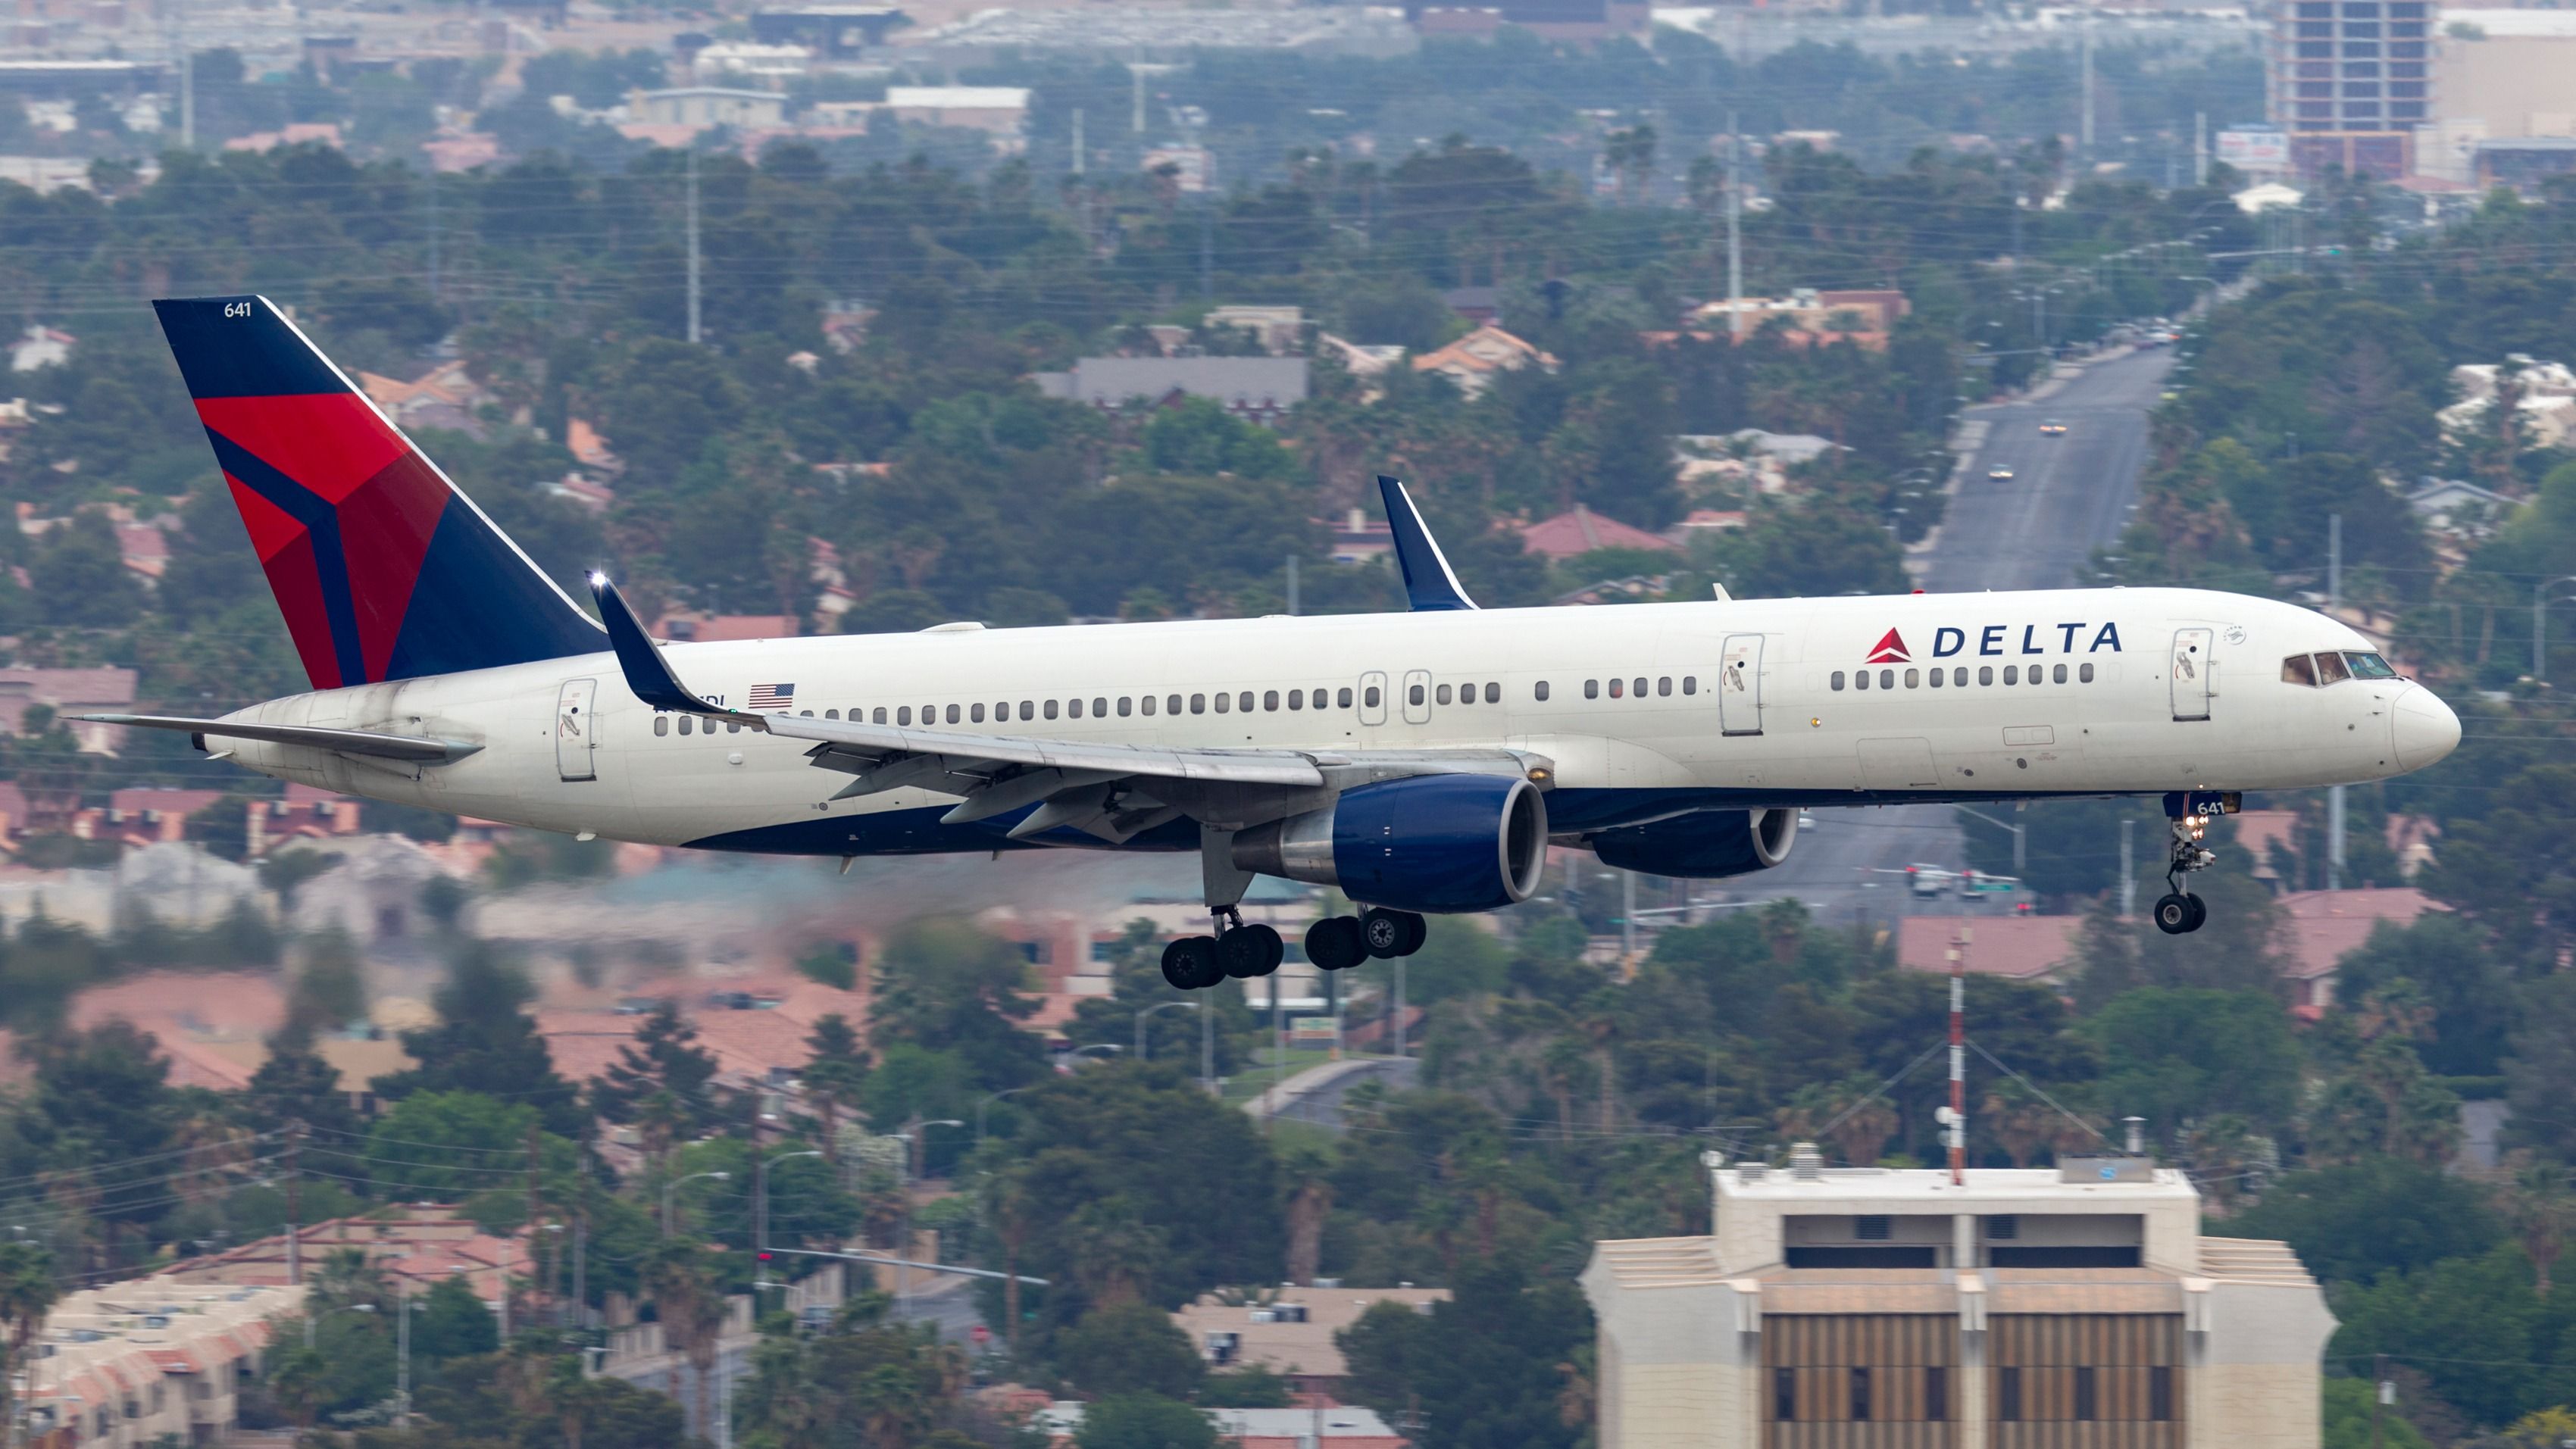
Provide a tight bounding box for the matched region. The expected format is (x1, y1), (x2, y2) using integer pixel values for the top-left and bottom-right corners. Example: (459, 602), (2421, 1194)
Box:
(1589, 807), (1798, 879)
(1232, 773), (1548, 914)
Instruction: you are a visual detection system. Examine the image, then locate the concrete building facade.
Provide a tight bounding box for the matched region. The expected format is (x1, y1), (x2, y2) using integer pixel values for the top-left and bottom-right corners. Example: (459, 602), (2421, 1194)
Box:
(1583, 1151), (2334, 1448)
(2271, 0), (2431, 179)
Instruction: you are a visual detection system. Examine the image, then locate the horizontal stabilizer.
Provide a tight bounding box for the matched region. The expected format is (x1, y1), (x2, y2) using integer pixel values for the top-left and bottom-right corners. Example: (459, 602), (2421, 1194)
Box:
(74, 714), (482, 764)
(1379, 474), (1478, 612)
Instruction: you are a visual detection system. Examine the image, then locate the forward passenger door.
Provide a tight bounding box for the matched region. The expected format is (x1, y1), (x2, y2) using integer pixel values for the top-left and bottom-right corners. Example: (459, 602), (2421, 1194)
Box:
(1719, 635), (1765, 736)
(2170, 628), (2213, 722)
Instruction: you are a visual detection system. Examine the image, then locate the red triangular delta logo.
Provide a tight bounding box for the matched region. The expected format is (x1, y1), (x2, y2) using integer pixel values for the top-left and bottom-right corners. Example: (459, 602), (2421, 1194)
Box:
(1866, 629), (1910, 664)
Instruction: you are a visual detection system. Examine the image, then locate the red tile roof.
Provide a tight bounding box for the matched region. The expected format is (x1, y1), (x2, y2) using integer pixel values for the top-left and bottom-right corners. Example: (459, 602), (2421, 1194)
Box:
(1895, 916), (2084, 980)
(1517, 504), (1681, 561)
(2274, 887), (2441, 980)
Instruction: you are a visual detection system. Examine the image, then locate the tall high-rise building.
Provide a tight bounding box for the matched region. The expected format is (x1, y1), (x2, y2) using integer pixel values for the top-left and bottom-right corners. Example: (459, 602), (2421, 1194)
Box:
(2274, 0), (2431, 178)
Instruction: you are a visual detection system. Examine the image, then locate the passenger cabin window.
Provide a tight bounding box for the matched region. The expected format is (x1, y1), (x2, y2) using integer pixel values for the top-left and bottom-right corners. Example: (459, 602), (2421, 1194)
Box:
(2080, 663), (2095, 682)
(1096, 697), (1109, 716)
(1239, 692), (1253, 712)
(1343, 688), (1358, 707)
(2052, 664), (2068, 683)
(1978, 667), (1993, 685)
(1119, 697), (1133, 717)
(1586, 679), (1600, 699)
(1608, 678), (1624, 698)
(1192, 694), (1208, 714)
(1904, 668), (1919, 688)
(1535, 681), (1550, 701)
(1854, 670), (1870, 691)
(1434, 684), (1449, 705)
(873, 707), (887, 723)
(1633, 676), (1647, 697)
(1215, 692), (1230, 714)
(1069, 698), (1084, 719)
(1169, 695), (1184, 714)
(1657, 676), (1671, 697)
(1485, 682), (1501, 703)
(1928, 669), (1944, 689)
(2002, 666), (2019, 685)
(655, 717), (669, 736)
(1266, 690), (1280, 710)
(1045, 700), (1059, 720)
(1831, 671), (1846, 691)
(1682, 676), (1696, 695)
(1410, 683), (1426, 707)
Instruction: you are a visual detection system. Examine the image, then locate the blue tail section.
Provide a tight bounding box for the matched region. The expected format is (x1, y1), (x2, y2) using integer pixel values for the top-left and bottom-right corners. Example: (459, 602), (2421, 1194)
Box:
(154, 295), (605, 689)
(1379, 475), (1479, 612)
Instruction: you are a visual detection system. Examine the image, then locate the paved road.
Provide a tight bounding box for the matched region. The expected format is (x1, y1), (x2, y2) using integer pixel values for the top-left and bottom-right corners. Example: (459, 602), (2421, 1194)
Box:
(1254, 1055), (1421, 1129)
(1755, 346), (2176, 927)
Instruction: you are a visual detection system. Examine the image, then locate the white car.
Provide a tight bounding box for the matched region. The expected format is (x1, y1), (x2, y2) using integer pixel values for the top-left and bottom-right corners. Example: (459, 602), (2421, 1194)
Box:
(1987, 465), (2015, 480)
(1907, 864), (1950, 898)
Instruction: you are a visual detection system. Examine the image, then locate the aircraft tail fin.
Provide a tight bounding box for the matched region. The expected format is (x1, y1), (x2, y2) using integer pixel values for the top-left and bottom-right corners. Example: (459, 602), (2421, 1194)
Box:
(153, 295), (605, 690)
(1379, 474), (1479, 612)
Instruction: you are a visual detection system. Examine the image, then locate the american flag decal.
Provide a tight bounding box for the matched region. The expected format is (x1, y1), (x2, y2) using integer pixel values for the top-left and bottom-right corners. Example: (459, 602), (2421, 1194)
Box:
(748, 682), (796, 710)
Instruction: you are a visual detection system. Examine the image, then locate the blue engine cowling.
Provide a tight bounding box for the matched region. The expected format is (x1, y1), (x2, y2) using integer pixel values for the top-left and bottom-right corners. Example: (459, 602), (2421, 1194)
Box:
(1589, 807), (1797, 879)
(1230, 773), (1549, 913)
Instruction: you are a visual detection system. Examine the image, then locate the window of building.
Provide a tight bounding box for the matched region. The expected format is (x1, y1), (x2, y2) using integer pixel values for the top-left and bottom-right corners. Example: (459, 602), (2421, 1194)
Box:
(1850, 1366), (1871, 1422)
(1775, 1368), (1797, 1422)
(1987, 1214), (2019, 1238)
(1434, 683), (1450, 705)
(655, 717), (669, 736)
(1999, 1368), (2021, 1422)
(2074, 1366), (2097, 1422)
(1925, 1366), (1948, 1422)
(1831, 671), (1846, 692)
(1855, 1215), (1891, 1241)
(2151, 1366), (2174, 1421)
(2080, 663), (2095, 683)
(1535, 681), (1550, 701)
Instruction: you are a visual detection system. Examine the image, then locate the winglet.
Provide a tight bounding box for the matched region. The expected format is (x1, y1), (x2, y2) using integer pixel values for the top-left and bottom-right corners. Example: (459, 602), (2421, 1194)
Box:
(589, 573), (723, 714)
(1378, 475), (1479, 612)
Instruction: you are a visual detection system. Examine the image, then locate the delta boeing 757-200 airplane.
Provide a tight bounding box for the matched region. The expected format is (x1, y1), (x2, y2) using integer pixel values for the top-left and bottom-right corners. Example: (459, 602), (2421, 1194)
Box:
(92, 296), (2462, 988)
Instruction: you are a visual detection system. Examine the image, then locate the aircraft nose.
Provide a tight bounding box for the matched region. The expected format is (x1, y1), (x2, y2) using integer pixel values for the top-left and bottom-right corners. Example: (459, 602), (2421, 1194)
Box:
(2392, 687), (2461, 772)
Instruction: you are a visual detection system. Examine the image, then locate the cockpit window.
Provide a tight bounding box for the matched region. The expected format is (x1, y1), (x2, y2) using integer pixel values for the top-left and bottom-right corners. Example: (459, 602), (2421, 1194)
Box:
(2313, 651), (2352, 685)
(2281, 654), (2316, 686)
(2346, 651), (2397, 679)
(2286, 650), (2398, 685)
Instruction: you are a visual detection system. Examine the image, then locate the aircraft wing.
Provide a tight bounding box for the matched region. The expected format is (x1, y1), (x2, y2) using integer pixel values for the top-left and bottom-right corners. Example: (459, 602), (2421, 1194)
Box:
(72, 714), (483, 764)
(586, 575), (1394, 843)
(1379, 474), (1480, 612)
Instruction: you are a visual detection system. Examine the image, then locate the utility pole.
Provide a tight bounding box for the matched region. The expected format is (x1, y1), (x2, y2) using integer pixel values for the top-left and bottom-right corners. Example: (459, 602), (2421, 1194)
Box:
(284, 1122), (304, 1288)
(1620, 869), (1637, 964)
(1071, 107), (1085, 175)
(1946, 928), (1969, 1187)
(1201, 984), (1215, 1095)
(2370, 1354), (2389, 1448)
(524, 1120), (544, 1323)
(2328, 512), (2345, 891)
(1199, 202), (1213, 301)
(395, 1294), (414, 1429)
(2193, 111), (2209, 186)
(2079, 5), (2096, 165)
(685, 148), (703, 345)
(2119, 818), (2135, 918)
(174, 10), (192, 151)
(1393, 954), (1406, 1060)
(1130, 54), (1146, 136)
(1724, 111), (1745, 340)
(1285, 555), (1299, 616)
(426, 174), (440, 303)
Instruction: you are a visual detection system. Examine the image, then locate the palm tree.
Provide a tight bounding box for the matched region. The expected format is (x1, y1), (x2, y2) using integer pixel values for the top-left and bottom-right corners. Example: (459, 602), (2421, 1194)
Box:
(1282, 1143), (1335, 1288)
(2501, 1157), (2576, 1297)
(1980, 1080), (2055, 1169)
(1825, 1076), (1900, 1168)
(644, 1246), (727, 1443)
(0, 1242), (57, 1428)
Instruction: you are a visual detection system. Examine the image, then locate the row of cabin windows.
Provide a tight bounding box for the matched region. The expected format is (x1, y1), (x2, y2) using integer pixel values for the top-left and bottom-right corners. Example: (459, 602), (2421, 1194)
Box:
(1580, 676), (1698, 700)
(655, 687), (1376, 735)
(646, 673), (1740, 735)
(1774, 1366), (2174, 1422)
(1831, 663), (2096, 692)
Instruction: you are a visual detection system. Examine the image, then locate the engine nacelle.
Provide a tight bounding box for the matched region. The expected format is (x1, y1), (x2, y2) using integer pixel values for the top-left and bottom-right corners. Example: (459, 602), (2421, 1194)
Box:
(1232, 774), (1549, 914)
(1590, 807), (1798, 879)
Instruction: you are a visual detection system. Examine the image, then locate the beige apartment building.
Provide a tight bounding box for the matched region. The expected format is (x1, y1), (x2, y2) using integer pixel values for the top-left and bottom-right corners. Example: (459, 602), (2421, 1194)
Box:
(1583, 1150), (2333, 1448)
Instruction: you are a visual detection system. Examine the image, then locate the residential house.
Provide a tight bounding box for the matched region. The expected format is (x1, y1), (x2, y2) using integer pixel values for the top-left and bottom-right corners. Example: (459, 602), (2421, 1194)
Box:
(2439, 357), (2576, 452)
(566, 418), (619, 473)
(69, 969), (412, 1099)
(167, 1207), (536, 1309)
(1895, 914), (2085, 983)
(1173, 1287), (1449, 1397)
(2274, 886), (2442, 1013)
(76, 787), (227, 848)
(1033, 1401), (1407, 1448)
(2405, 477), (2515, 536)
(1202, 304), (1305, 356)
(1033, 357), (1309, 423)
(1518, 504), (1681, 562)
(247, 782), (364, 857)
(221, 122), (345, 152)
(114, 523), (169, 580)
(286, 833), (458, 951)
(1409, 323), (1557, 399)
(0, 666), (139, 753)
(1316, 333), (1406, 400)
(884, 86), (1030, 136)
(359, 358), (494, 436)
(22, 1275), (297, 1448)
(653, 611), (799, 642)
(627, 86), (788, 132)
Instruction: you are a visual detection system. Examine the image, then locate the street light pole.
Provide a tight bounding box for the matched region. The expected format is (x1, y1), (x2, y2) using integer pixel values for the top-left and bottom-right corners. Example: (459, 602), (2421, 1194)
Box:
(303, 1301), (375, 1351)
(395, 1294), (418, 1429)
(661, 1171), (732, 1239)
(1955, 804), (2025, 878)
(2533, 576), (2576, 682)
(894, 1121), (963, 1316)
(1135, 1001), (1193, 1061)
(757, 1151), (822, 1262)
(975, 1087), (1033, 1145)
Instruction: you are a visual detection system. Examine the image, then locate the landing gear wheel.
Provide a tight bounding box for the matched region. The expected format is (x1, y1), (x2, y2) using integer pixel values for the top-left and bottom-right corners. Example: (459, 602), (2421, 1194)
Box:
(1220, 923), (1284, 979)
(1161, 936), (1222, 990)
(1358, 909), (1428, 957)
(1305, 916), (1366, 972)
(2153, 894), (2194, 935)
(2181, 893), (2207, 932)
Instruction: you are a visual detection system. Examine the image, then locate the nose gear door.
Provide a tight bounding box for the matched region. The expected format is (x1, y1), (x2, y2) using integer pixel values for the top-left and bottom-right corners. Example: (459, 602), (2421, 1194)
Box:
(556, 678), (599, 781)
(1718, 634), (1764, 735)
(2169, 628), (2213, 721)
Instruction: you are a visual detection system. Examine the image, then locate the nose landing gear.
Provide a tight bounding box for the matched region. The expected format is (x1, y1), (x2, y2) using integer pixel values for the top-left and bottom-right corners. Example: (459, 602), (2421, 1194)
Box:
(2153, 796), (2225, 935)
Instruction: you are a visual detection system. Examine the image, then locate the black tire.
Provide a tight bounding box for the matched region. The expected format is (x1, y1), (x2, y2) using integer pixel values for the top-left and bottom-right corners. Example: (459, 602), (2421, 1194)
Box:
(1394, 911), (1428, 957)
(1359, 908), (1408, 960)
(1221, 923), (1283, 979)
(2152, 893), (2193, 935)
(2182, 893), (2208, 933)
(1305, 916), (1365, 972)
(1162, 936), (1220, 990)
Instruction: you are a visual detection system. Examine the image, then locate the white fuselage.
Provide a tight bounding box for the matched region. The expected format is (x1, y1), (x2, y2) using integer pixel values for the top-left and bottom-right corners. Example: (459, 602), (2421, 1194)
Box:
(201, 587), (2450, 855)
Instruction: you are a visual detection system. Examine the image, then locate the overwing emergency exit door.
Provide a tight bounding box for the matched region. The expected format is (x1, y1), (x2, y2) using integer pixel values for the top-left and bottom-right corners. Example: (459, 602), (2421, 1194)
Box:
(2170, 628), (2213, 722)
(556, 678), (598, 781)
(1718, 634), (1764, 736)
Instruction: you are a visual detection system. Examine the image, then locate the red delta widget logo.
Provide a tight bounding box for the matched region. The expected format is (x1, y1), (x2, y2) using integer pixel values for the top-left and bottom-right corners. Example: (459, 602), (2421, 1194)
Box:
(1864, 623), (2125, 662)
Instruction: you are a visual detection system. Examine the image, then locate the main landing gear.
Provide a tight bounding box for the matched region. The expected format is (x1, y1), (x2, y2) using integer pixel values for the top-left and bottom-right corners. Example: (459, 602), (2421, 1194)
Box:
(1307, 907), (1426, 973)
(1161, 907), (1286, 991)
(2153, 798), (2223, 935)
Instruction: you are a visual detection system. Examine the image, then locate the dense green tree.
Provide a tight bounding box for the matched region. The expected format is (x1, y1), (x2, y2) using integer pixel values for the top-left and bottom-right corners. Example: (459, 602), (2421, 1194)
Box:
(2083, 988), (2300, 1146)
(371, 942), (582, 1136)
(1339, 1254), (1590, 1449)
(1057, 1301), (1206, 1399)
(868, 919), (1046, 1091)
(2230, 1157), (2503, 1285)
(1076, 1392), (1218, 1449)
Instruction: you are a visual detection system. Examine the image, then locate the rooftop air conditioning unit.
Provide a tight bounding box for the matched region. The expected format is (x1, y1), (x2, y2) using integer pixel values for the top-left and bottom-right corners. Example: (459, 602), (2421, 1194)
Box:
(1791, 1142), (1824, 1182)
